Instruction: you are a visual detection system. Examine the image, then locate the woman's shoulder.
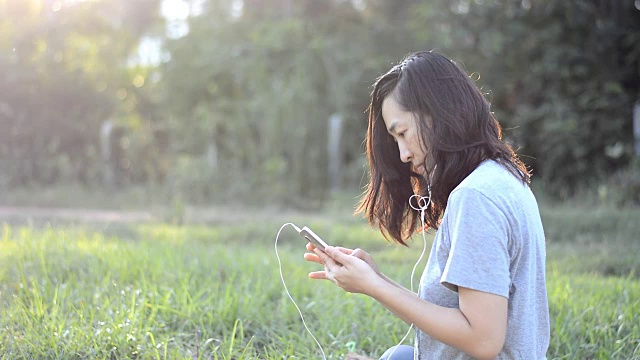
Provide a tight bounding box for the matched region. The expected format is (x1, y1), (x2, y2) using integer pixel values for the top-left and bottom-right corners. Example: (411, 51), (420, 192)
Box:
(455, 160), (527, 194)
(449, 160), (533, 211)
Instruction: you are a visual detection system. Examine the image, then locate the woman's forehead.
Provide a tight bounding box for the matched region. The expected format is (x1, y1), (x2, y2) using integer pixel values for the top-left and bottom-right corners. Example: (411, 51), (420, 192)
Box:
(382, 98), (416, 129)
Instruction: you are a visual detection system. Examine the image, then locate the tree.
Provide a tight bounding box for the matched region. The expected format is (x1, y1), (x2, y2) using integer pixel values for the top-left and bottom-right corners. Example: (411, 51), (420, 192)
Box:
(408, 0), (640, 195)
(0, 0), (161, 186)
(159, 0), (381, 204)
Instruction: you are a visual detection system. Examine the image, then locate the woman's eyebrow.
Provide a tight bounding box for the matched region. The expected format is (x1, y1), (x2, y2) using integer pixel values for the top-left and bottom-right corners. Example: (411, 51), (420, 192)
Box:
(387, 122), (398, 134)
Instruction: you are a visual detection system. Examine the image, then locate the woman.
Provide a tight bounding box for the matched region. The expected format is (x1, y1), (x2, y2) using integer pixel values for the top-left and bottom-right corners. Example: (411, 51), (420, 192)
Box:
(304, 51), (549, 359)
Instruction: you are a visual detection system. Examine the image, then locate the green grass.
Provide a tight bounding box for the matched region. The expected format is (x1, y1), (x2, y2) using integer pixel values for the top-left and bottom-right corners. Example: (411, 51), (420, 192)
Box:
(0, 184), (168, 210)
(1, 208), (639, 359)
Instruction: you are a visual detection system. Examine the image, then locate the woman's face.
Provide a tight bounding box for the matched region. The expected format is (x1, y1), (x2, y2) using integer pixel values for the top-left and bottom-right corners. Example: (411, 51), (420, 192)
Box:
(381, 96), (429, 176)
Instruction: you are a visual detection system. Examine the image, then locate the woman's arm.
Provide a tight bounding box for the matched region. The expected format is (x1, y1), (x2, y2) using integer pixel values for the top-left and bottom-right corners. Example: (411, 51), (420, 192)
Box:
(315, 246), (508, 360)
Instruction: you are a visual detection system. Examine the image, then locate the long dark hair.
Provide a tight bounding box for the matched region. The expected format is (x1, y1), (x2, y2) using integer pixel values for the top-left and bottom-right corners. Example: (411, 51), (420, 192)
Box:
(356, 51), (530, 245)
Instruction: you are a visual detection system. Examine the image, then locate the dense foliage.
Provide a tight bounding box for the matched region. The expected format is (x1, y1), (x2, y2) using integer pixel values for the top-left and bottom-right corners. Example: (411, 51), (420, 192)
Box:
(1, 0), (639, 205)
(0, 0), (162, 186)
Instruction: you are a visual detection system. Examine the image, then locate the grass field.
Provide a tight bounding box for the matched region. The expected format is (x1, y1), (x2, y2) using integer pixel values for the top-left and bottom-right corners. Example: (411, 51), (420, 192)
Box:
(1, 206), (639, 359)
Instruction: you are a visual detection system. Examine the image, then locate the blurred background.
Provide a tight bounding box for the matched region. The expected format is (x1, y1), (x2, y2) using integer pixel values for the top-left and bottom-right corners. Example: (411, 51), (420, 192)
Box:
(1, 0), (639, 212)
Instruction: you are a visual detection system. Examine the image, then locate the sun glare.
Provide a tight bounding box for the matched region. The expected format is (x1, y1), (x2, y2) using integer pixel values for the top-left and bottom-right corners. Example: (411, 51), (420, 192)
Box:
(161, 0), (190, 20)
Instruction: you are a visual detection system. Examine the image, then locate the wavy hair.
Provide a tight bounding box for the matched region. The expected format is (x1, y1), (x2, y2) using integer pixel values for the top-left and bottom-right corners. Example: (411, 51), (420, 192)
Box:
(356, 51), (530, 245)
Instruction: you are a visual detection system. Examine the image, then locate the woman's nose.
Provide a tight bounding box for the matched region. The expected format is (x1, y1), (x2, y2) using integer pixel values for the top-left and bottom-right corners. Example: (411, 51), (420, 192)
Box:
(399, 143), (413, 163)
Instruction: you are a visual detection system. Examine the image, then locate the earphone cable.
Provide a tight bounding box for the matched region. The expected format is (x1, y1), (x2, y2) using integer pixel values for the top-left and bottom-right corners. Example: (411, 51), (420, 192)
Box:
(275, 191), (431, 360)
(275, 223), (327, 360)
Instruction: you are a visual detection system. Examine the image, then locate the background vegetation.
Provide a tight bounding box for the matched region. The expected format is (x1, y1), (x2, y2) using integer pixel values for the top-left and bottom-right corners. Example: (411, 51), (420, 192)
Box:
(1, 0), (639, 206)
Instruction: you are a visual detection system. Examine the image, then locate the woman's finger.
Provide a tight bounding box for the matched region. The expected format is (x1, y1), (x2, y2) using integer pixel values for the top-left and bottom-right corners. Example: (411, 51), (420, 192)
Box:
(350, 248), (379, 273)
(306, 242), (316, 252)
(314, 247), (341, 269)
(308, 271), (330, 280)
(351, 248), (370, 260)
(324, 246), (355, 266)
(303, 252), (323, 264)
(335, 247), (354, 255)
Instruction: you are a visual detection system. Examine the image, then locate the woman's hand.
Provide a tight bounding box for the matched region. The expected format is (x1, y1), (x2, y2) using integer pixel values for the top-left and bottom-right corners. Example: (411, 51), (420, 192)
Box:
(303, 243), (384, 295)
(304, 243), (382, 274)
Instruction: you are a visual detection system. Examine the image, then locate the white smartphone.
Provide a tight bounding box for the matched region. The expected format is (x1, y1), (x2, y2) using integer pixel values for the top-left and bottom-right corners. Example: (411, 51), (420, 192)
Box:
(299, 226), (330, 251)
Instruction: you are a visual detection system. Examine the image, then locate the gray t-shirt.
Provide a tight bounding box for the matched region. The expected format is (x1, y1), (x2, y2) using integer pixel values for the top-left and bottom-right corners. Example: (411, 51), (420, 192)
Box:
(415, 160), (549, 359)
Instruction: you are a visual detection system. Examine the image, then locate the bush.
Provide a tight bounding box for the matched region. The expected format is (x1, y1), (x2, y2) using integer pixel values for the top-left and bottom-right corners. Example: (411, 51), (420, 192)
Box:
(607, 160), (640, 207)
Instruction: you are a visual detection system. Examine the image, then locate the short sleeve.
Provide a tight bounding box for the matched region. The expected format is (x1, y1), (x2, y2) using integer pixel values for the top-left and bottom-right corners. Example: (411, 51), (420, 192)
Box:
(441, 188), (511, 298)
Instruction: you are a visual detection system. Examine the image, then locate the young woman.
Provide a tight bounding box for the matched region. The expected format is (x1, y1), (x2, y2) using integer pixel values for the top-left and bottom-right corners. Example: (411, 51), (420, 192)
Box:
(304, 51), (550, 359)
